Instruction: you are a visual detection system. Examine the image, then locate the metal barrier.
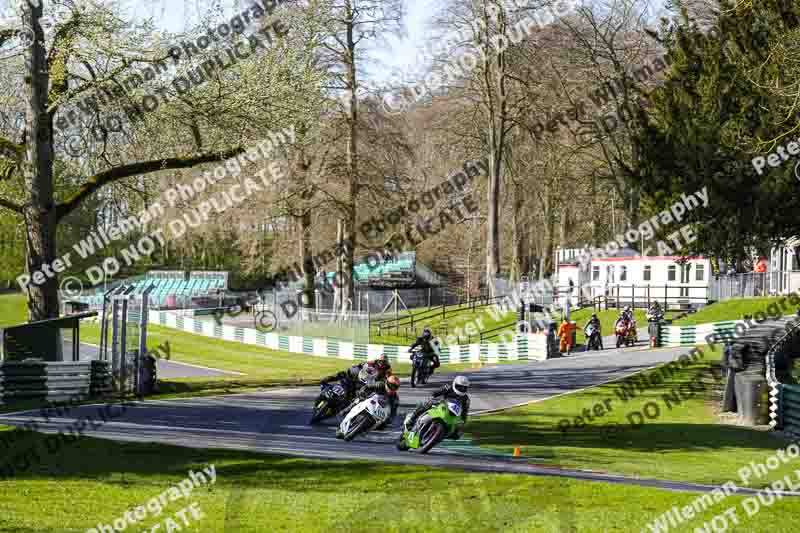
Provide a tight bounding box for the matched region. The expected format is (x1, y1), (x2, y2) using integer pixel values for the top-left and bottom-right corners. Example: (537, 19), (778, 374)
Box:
(0, 360), (112, 404)
(709, 271), (800, 300)
(765, 317), (800, 434)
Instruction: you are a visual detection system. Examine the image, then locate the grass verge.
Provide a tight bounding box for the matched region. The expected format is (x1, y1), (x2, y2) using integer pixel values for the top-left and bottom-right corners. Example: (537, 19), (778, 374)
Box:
(468, 345), (798, 487)
(1, 430), (799, 532)
(672, 296), (799, 325)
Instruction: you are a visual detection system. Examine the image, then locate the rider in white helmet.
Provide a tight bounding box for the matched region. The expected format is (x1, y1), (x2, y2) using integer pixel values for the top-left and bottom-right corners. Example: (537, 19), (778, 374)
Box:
(403, 376), (470, 438)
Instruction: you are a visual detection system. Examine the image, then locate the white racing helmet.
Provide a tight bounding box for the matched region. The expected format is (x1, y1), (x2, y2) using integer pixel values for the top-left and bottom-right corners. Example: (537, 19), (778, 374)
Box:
(452, 375), (469, 396)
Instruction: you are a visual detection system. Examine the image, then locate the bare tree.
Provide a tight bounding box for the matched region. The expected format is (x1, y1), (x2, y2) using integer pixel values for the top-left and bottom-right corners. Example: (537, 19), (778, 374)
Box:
(316, 0), (403, 312)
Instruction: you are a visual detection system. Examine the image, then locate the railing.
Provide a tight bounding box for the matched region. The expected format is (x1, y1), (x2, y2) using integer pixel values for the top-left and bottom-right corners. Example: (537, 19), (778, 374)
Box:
(479, 319), (518, 343)
(585, 284), (709, 311)
(709, 271), (800, 300)
(372, 295), (505, 338)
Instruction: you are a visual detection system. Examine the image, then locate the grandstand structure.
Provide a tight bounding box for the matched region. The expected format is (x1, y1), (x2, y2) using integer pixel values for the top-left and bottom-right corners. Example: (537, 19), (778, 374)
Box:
(68, 270), (228, 309)
(318, 252), (444, 289)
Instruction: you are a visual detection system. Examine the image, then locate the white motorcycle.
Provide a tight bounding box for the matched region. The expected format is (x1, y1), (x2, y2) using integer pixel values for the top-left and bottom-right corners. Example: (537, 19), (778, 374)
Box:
(336, 393), (392, 442)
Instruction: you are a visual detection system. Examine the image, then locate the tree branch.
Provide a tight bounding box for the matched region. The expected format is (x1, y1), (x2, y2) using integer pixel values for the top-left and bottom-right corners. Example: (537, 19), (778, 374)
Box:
(56, 146), (248, 220)
(0, 196), (22, 213)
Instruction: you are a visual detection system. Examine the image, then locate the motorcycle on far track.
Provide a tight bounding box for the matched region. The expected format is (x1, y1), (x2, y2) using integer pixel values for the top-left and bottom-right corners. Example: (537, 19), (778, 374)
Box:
(585, 324), (602, 351)
(396, 399), (464, 454)
(409, 346), (432, 388)
(336, 393), (392, 441)
(615, 319), (637, 348)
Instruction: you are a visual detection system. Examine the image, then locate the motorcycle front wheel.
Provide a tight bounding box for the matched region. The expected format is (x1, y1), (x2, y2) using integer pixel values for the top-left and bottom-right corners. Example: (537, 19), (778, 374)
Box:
(410, 366), (418, 388)
(343, 413), (373, 442)
(396, 433), (409, 451)
(419, 421), (445, 454)
(310, 399), (329, 425)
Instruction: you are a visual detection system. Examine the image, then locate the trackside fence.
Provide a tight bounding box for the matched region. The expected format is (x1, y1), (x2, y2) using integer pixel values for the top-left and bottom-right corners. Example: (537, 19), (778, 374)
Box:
(149, 309), (560, 363)
(0, 360), (112, 404)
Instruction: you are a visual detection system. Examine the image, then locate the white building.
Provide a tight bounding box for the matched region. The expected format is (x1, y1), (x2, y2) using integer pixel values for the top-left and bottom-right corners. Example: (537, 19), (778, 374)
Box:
(555, 247), (711, 309)
(769, 238), (800, 294)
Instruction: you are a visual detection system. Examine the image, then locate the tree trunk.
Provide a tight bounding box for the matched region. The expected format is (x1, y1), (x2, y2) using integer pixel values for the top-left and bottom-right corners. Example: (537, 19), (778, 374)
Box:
(22, 3), (58, 321)
(559, 204), (569, 249)
(334, 219), (344, 311)
(483, 3), (508, 297)
(300, 210), (315, 310)
(510, 181), (524, 283)
(540, 191), (555, 280)
(341, 0), (357, 313)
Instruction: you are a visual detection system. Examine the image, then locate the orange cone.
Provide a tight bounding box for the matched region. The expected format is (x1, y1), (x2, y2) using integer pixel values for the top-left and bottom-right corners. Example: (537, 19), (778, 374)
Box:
(513, 447), (522, 457)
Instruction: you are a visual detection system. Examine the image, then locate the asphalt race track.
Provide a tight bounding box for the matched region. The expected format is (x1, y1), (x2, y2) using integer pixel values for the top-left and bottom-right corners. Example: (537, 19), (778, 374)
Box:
(64, 339), (240, 378)
(2, 341), (796, 496)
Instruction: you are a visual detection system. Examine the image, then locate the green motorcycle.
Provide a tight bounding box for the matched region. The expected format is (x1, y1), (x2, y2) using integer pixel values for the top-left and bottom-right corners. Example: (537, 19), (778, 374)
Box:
(396, 399), (465, 454)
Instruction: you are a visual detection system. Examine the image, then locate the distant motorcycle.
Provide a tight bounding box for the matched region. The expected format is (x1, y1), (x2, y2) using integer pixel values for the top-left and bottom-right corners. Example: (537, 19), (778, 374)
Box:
(615, 320), (637, 348)
(409, 346), (432, 388)
(585, 324), (602, 351)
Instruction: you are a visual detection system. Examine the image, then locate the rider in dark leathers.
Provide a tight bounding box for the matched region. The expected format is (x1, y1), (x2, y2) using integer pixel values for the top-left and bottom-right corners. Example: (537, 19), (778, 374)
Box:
(409, 327), (440, 375)
(584, 313), (603, 349)
(320, 357), (392, 398)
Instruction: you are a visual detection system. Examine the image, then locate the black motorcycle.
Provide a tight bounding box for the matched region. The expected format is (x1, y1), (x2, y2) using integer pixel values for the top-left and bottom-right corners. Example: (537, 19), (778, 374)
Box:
(410, 346), (432, 388)
(585, 324), (602, 351)
(310, 382), (350, 424)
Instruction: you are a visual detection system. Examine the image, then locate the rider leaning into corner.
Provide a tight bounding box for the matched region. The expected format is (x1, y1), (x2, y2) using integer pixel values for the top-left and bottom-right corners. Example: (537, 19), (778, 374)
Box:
(409, 327), (441, 374)
(319, 355), (393, 398)
(404, 376), (470, 439)
(351, 374), (401, 430)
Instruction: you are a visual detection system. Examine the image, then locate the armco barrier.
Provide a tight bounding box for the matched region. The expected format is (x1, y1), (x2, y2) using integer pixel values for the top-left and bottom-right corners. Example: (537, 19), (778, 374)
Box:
(0, 360), (112, 404)
(660, 317), (794, 347)
(765, 319), (800, 434)
(148, 310), (556, 363)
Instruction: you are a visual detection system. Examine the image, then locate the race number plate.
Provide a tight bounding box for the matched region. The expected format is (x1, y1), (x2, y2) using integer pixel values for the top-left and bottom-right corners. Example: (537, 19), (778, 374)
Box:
(447, 401), (462, 417)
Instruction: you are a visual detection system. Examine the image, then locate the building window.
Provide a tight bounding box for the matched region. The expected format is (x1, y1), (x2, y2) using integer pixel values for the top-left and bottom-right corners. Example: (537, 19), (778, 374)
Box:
(620, 265), (627, 281)
(668, 265), (676, 281)
(643, 265), (651, 281)
(696, 264), (705, 281)
(592, 266), (600, 281)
